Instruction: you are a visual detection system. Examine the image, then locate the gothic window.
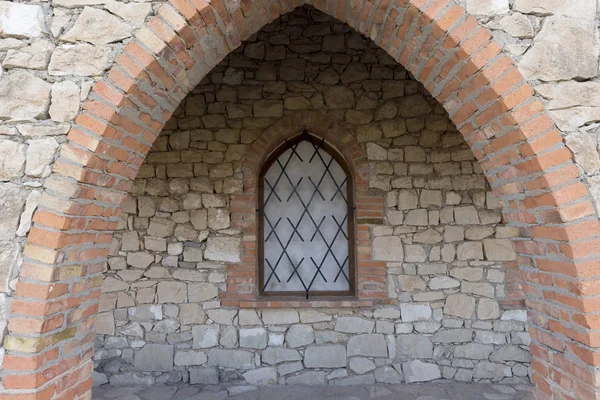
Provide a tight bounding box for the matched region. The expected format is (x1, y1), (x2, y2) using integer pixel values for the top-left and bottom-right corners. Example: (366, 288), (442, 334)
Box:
(258, 132), (355, 298)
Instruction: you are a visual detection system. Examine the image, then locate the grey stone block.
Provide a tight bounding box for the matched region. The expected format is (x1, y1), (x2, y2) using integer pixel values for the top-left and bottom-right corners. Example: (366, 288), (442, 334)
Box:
(134, 344), (173, 372)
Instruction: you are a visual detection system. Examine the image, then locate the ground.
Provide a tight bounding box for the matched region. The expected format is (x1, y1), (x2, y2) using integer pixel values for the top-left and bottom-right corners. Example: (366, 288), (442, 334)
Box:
(92, 382), (533, 400)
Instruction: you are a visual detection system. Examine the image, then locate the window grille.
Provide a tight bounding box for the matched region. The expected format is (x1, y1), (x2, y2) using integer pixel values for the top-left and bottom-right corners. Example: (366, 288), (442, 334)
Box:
(258, 132), (355, 298)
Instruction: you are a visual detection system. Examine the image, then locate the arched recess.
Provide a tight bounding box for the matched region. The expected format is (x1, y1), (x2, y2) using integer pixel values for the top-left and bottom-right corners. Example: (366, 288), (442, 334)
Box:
(224, 111), (386, 308)
(2, 0), (600, 399)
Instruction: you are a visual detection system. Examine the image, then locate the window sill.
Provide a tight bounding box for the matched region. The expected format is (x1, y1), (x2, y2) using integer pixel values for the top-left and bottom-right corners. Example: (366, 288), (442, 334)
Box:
(221, 298), (397, 308)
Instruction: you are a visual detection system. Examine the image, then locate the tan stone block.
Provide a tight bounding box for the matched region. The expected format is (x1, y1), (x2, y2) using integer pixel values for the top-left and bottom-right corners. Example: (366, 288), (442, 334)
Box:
(137, 287), (156, 304)
(0, 2), (45, 38)
(456, 242), (484, 261)
(0, 183), (26, 244)
(188, 283), (219, 303)
(99, 293), (117, 312)
(95, 312), (115, 335)
(208, 208), (230, 230)
(462, 282), (495, 298)
(483, 239), (516, 261)
(405, 209), (428, 226)
(204, 237), (240, 262)
(444, 294), (475, 319)
(565, 131), (600, 174)
(157, 281), (187, 304)
(49, 44), (111, 76)
(2, 40), (54, 70)
(180, 303), (207, 325)
(397, 275), (426, 292)
(0, 71), (51, 119)
(520, 16), (599, 81)
(105, 0), (151, 27)
(420, 190), (442, 208)
(373, 236), (404, 261)
(454, 206), (480, 225)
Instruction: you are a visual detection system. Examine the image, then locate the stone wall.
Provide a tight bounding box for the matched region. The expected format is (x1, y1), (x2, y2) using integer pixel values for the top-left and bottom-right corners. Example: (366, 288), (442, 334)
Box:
(93, 8), (530, 388)
(0, 0), (154, 356)
(0, 0), (599, 397)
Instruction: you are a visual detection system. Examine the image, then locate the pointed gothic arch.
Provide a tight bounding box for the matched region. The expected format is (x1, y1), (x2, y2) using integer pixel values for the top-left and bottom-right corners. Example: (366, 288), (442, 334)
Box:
(3, 1), (600, 399)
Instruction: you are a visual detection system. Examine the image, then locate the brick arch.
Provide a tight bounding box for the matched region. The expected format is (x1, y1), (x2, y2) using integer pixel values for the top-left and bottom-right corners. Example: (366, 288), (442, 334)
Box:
(241, 111), (367, 182)
(224, 111), (386, 308)
(3, 0), (600, 399)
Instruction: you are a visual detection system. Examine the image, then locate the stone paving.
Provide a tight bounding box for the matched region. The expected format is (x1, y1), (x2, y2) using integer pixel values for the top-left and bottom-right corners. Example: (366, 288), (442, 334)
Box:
(92, 383), (533, 400)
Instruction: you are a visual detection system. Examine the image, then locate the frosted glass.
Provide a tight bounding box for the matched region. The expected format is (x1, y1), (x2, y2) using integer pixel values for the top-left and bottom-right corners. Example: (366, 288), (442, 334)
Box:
(262, 140), (350, 293)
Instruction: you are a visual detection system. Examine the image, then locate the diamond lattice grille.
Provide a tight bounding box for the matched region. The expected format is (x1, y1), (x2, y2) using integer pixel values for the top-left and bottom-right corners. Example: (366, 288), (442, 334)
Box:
(262, 138), (350, 294)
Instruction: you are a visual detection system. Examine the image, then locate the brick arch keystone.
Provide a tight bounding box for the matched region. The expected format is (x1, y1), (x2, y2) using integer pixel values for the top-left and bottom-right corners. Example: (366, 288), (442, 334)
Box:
(3, 0), (600, 399)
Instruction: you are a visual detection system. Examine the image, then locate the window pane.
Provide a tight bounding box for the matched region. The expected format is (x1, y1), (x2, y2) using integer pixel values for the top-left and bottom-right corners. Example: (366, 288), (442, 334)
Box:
(262, 140), (350, 294)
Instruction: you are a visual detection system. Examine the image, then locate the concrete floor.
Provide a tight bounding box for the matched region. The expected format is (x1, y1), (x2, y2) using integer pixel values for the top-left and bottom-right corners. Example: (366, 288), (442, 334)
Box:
(93, 382), (533, 400)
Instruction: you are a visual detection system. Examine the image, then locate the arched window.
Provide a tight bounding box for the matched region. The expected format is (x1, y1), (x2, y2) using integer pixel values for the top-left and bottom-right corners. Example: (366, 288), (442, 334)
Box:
(258, 131), (355, 298)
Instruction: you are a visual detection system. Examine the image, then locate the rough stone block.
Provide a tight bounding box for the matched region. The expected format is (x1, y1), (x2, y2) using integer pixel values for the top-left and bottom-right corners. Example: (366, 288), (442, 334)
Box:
(444, 294), (476, 319)
(286, 324), (315, 348)
(402, 360), (441, 383)
(335, 317), (374, 333)
(157, 281), (187, 304)
(0, 71), (51, 119)
(179, 303), (206, 326)
(400, 304), (432, 322)
(61, 7), (131, 45)
(457, 242), (484, 261)
(349, 357), (376, 374)
(473, 361), (507, 379)
(515, 0), (596, 19)
(3, 40), (54, 70)
(243, 367), (277, 386)
(192, 325), (219, 348)
(433, 329), (473, 344)
(483, 239), (516, 261)
(204, 237), (241, 262)
(286, 371), (326, 385)
(134, 344), (173, 372)
(189, 367), (219, 384)
(397, 275), (426, 292)
(174, 350), (208, 366)
(262, 309), (299, 325)
(347, 334), (388, 357)
(323, 86), (354, 109)
(239, 327), (267, 349)
(49, 44), (111, 76)
(520, 16), (599, 81)
(208, 349), (254, 369)
(373, 236), (404, 261)
(396, 334), (433, 358)
(454, 343), (494, 360)
(477, 298), (500, 320)
(0, 183), (26, 240)
(94, 312), (115, 336)
(261, 347), (302, 365)
(489, 346), (532, 362)
(0, 2), (45, 38)
(304, 345), (346, 368)
(49, 80), (79, 122)
(206, 309), (236, 325)
(374, 366), (403, 384)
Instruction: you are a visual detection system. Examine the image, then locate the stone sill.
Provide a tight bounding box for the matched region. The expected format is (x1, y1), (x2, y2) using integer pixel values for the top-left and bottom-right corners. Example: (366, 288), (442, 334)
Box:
(221, 298), (378, 308)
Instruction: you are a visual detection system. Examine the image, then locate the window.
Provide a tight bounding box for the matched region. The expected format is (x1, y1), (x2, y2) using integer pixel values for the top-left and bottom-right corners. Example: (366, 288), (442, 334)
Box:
(258, 131), (355, 298)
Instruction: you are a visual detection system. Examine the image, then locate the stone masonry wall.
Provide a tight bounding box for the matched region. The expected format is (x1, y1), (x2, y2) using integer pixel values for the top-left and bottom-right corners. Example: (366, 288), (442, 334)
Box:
(0, 0), (598, 396)
(93, 8), (531, 388)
